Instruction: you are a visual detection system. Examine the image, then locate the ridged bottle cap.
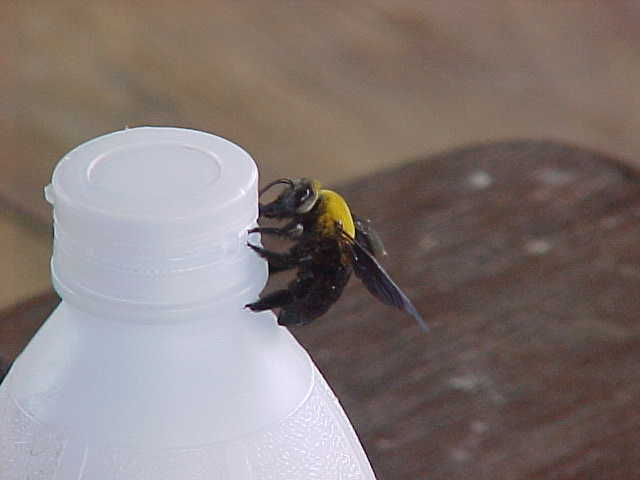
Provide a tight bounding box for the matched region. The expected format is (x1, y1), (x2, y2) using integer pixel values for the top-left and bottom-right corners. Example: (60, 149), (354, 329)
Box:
(46, 127), (264, 314)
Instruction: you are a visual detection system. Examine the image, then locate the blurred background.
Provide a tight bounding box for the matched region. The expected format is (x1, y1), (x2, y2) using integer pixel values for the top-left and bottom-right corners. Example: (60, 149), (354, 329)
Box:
(2, 1), (640, 308)
(4, 3), (640, 479)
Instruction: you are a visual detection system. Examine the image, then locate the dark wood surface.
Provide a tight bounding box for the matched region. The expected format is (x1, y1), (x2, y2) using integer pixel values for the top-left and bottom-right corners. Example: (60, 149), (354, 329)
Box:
(2, 141), (640, 479)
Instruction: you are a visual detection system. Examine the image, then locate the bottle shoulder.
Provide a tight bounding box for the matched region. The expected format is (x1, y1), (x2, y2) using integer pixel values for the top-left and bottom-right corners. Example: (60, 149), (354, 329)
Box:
(5, 302), (315, 445)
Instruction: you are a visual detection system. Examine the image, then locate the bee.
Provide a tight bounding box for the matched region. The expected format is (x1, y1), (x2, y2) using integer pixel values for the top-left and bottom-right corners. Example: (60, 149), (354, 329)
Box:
(245, 178), (427, 331)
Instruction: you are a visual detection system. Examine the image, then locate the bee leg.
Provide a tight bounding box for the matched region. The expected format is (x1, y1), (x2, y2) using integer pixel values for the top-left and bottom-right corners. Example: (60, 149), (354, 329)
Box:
(247, 243), (297, 270)
(247, 242), (309, 273)
(245, 289), (294, 312)
(277, 308), (312, 326)
(248, 223), (303, 239)
(268, 263), (294, 275)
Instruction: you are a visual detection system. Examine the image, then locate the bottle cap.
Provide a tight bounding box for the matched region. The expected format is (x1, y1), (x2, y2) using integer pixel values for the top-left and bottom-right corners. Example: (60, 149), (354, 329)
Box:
(46, 127), (264, 313)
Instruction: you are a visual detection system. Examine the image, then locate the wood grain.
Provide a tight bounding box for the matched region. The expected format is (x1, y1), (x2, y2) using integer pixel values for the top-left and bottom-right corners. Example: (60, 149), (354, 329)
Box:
(293, 141), (640, 479)
(1, 141), (639, 479)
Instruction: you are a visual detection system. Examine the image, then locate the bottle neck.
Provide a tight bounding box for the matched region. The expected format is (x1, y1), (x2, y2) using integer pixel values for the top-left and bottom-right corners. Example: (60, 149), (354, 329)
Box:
(51, 223), (267, 322)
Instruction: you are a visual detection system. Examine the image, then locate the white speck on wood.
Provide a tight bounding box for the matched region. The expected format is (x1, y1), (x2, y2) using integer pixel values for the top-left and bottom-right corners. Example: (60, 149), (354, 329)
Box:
(449, 374), (506, 404)
(536, 167), (574, 186)
(600, 216), (621, 229)
(470, 421), (488, 434)
(468, 171), (494, 190)
(449, 374), (483, 391)
(524, 238), (551, 255)
(419, 234), (439, 251)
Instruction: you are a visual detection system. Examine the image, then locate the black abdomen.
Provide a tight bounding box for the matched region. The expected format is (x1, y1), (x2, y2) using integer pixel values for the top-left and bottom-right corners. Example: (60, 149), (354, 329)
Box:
(278, 238), (352, 325)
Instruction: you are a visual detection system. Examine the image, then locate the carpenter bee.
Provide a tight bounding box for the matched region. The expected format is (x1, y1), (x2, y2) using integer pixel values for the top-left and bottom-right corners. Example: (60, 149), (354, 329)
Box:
(245, 178), (427, 330)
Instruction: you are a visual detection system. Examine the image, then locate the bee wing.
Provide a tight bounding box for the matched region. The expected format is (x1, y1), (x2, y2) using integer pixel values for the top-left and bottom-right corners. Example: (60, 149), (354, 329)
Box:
(341, 231), (428, 331)
(353, 215), (387, 257)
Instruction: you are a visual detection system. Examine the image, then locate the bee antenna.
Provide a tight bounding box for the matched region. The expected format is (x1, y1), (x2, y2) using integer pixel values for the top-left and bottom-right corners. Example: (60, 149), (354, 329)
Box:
(259, 178), (294, 196)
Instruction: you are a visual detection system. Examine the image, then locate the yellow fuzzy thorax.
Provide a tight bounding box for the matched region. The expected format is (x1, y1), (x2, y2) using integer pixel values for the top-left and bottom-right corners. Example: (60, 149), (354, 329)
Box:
(317, 189), (355, 239)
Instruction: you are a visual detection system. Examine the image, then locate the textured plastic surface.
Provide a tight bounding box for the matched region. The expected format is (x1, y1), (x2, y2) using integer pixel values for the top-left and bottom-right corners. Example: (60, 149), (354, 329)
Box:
(0, 127), (376, 479)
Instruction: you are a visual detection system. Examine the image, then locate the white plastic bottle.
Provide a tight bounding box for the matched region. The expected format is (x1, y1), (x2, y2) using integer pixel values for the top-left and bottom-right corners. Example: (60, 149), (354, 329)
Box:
(0, 127), (376, 479)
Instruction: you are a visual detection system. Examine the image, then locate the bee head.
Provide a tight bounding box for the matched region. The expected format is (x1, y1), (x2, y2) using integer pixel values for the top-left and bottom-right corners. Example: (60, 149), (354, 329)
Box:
(259, 178), (321, 218)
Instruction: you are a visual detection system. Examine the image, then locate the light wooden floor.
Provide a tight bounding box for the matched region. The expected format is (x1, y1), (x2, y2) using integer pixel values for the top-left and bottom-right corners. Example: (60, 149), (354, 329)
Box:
(3, 2), (640, 308)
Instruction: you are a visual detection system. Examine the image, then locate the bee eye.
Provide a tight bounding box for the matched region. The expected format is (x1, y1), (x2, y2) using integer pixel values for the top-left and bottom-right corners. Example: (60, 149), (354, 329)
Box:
(297, 188), (311, 202)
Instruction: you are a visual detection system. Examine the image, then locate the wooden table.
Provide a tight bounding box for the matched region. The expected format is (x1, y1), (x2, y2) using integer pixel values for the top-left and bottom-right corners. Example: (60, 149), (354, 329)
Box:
(2, 141), (639, 479)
